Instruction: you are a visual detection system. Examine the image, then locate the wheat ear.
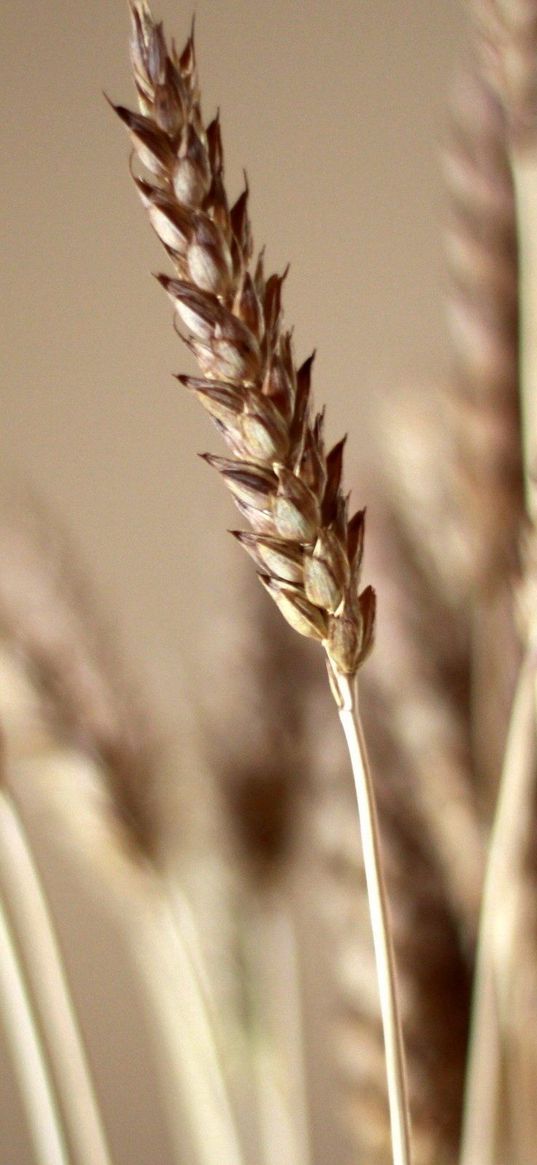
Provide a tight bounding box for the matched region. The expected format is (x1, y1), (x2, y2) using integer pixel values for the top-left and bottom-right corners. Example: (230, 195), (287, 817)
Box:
(470, 0), (537, 508)
(443, 57), (522, 588)
(459, 4), (537, 1160)
(113, 4), (411, 1162)
(442, 53), (524, 821)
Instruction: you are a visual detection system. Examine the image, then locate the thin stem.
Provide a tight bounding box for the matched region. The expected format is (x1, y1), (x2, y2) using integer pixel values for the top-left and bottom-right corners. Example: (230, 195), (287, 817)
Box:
(511, 146), (537, 520)
(459, 647), (537, 1165)
(136, 881), (245, 1165)
(244, 893), (312, 1165)
(0, 890), (69, 1165)
(0, 788), (113, 1165)
(333, 670), (412, 1165)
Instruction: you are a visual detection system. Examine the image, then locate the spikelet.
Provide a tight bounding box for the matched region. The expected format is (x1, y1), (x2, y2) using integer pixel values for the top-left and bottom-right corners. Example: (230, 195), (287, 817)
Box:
(443, 55), (523, 588)
(113, 1), (374, 681)
(471, 0), (537, 141)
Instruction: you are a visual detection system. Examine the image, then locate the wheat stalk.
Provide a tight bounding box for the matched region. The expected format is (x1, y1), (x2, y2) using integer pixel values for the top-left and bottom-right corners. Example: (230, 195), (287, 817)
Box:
(0, 892), (68, 1165)
(113, 4), (412, 1162)
(310, 553), (473, 1164)
(0, 785), (113, 1165)
(460, 647), (537, 1165)
(0, 733), (68, 1165)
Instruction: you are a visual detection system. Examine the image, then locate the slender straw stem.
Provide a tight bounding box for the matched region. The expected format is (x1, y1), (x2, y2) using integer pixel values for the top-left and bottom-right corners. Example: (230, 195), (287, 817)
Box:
(244, 894), (312, 1165)
(334, 670), (412, 1165)
(266, 901), (312, 1165)
(460, 646), (537, 1165)
(137, 882), (245, 1165)
(511, 147), (537, 519)
(0, 789), (113, 1165)
(0, 891), (69, 1165)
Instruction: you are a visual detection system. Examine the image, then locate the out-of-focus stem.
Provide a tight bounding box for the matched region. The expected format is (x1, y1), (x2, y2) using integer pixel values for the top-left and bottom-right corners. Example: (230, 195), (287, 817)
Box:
(244, 895), (312, 1165)
(460, 648), (536, 1165)
(511, 146), (537, 518)
(0, 789), (113, 1165)
(0, 891), (69, 1165)
(334, 671), (412, 1165)
(134, 882), (246, 1165)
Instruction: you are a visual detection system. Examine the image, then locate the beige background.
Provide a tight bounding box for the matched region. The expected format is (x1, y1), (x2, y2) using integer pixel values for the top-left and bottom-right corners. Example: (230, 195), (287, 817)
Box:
(2, 0), (467, 715)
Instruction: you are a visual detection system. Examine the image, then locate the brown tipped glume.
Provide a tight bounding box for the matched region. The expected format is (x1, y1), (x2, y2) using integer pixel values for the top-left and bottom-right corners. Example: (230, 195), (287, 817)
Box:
(116, 1), (375, 677)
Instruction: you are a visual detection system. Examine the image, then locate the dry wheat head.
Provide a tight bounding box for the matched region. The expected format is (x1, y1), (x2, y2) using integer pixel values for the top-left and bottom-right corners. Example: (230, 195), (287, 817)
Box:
(113, 0), (375, 685)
